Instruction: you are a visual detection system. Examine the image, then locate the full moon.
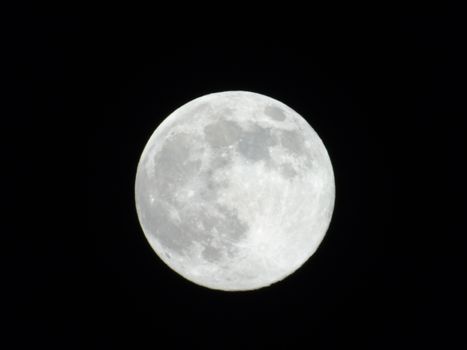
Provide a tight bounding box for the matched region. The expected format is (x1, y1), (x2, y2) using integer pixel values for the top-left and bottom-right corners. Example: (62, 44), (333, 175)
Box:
(135, 91), (335, 291)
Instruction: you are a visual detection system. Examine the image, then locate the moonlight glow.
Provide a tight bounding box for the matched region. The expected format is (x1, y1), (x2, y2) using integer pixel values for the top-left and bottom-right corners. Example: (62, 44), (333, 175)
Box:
(135, 91), (335, 291)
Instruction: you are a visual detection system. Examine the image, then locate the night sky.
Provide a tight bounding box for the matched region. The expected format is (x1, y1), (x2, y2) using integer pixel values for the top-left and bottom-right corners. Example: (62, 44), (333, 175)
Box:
(7, 8), (464, 349)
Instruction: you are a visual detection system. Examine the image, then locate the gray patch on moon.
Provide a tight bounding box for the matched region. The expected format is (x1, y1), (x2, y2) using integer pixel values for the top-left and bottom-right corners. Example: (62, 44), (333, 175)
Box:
(150, 133), (202, 201)
(204, 119), (280, 164)
(197, 153), (232, 201)
(280, 163), (298, 178)
(204, 119), (242, 148)
(142, 196), (248, 259)
(237, 126), (276, 162)
(280, 129), (305, 154)
(279, 129), (314, 169)
(202, 245), (223, 262)
(200, 206), (249, 263)
(264, 105), (286, 121)
(209, 152), (232, 171)
(137, 200), (189, 253)
(138, 128), (249, 259)
(215, 206), (249, 241)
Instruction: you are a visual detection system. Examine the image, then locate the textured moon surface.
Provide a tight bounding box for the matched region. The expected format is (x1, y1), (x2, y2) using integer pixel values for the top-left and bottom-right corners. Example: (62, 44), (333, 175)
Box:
(135, 91), (335, 291)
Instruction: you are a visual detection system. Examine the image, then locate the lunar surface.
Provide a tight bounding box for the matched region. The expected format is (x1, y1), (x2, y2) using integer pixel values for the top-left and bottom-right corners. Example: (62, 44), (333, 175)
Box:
(135, 91), (335, 291)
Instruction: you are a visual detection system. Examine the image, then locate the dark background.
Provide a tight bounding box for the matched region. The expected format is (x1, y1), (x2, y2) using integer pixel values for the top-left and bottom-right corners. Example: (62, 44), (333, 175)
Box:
(7, 7), (465, 349)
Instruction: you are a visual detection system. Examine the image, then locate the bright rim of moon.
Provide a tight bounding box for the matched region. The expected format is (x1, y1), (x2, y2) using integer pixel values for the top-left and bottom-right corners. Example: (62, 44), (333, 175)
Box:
(135, 91), (335, 291)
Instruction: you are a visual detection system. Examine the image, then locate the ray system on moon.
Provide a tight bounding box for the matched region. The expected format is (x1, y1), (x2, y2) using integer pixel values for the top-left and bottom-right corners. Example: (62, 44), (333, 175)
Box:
(135, 91), (335, 291)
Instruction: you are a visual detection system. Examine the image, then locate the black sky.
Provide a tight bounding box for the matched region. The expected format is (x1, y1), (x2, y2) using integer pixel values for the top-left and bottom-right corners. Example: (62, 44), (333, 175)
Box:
(6, 8), (465, 349)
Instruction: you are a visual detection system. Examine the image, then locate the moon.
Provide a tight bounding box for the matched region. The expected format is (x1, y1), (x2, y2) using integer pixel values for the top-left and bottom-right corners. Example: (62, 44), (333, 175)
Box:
(135, 91), (335, 291)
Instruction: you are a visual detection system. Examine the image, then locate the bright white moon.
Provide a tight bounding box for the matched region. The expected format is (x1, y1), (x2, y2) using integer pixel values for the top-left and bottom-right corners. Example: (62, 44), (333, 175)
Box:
(135, 91), (335, 291)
